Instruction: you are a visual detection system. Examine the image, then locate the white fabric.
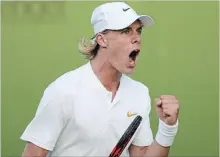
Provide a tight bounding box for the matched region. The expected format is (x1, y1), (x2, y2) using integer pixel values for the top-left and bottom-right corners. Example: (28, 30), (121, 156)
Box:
(20, 62), (154, 156)
(91, 2), (154, 34)
(155, 119), (179, 147)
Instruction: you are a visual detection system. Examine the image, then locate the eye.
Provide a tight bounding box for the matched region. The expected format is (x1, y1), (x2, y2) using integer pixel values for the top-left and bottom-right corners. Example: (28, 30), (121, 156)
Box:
(137, 28), (142, 35)
(121, 28), (131, 34)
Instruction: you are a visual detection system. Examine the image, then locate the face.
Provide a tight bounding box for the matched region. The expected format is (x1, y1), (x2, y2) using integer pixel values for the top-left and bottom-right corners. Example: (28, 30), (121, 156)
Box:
(98, 20), (143, 75)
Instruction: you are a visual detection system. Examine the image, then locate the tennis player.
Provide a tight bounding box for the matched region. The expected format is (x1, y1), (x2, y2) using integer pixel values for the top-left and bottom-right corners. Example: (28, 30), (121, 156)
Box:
(21, 2), (180, 157)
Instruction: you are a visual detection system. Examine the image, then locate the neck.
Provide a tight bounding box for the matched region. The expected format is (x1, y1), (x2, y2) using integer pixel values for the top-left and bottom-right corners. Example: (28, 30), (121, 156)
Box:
(90, 55), (121, 92)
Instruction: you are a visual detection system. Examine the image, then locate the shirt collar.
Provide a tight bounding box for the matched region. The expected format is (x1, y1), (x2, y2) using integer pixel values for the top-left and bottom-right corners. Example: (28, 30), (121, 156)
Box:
(84, 61), (125, 104)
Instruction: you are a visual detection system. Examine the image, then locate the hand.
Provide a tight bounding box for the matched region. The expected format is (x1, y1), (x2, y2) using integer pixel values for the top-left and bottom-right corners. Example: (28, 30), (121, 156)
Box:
(155, 95), (180, 126)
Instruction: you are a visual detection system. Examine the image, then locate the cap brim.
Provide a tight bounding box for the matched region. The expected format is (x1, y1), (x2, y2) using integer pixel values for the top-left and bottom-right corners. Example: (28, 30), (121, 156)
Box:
(138, 15), (154, 27)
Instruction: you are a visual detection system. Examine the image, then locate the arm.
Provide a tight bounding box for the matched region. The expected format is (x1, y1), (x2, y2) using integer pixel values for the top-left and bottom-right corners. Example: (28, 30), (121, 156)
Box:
(129, 141), (170, 157)
(20, 86), (73, 157)
(22, 142), (49, 157)
(129, 95), (180, 157)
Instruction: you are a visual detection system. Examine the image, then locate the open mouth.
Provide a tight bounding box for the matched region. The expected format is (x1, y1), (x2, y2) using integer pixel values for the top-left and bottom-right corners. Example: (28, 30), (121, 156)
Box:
(129, 49), (140, 62)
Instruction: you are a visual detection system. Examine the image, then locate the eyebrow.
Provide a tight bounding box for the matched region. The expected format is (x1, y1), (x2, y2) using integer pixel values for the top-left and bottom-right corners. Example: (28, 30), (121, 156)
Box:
(119, 25), (143, 32)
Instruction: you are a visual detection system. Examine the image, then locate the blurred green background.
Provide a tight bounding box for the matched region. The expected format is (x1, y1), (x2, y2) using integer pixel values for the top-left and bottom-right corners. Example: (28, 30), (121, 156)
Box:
(1, 1), (219, 156)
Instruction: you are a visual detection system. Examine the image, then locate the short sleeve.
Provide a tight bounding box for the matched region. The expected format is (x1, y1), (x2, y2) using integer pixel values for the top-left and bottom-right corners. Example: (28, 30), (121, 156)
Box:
(20, 85), (72, 151)
(132, 88), (154, 146)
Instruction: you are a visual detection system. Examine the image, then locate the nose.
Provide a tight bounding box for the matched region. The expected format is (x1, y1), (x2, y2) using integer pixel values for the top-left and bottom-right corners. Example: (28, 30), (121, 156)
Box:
(131, 32), (141, 44)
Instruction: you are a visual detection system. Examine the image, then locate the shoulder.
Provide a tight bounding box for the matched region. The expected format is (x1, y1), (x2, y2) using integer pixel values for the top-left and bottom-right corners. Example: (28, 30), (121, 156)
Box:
(35, 63), (89, 117)
(37, 63), (89, 107)
(44, 62), (89, 96)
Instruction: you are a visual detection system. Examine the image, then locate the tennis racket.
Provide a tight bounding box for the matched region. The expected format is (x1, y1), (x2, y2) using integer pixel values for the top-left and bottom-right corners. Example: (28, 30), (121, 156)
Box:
(109, 115), (142, 157)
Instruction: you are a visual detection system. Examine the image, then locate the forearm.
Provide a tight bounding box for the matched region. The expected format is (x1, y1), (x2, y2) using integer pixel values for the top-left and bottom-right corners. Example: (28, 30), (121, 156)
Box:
(129, 140), (170, 157)
(143, 141), (170, 157)
(130, 119), (178, 157)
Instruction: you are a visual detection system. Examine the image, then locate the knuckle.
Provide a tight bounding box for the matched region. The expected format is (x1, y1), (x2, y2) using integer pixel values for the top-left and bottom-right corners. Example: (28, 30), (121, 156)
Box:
(162, 99), (168, 104)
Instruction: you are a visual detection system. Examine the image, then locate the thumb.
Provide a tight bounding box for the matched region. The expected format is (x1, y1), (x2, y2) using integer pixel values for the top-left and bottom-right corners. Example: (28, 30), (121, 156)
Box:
(155, 98), (162, 107)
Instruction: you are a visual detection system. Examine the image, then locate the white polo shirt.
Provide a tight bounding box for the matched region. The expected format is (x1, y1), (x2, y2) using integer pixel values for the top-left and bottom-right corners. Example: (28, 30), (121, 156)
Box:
(20, 62), (153, 156)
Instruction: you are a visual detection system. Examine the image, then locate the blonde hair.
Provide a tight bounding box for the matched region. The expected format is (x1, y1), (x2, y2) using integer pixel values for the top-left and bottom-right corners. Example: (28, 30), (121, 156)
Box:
(78, 37), (99, 60)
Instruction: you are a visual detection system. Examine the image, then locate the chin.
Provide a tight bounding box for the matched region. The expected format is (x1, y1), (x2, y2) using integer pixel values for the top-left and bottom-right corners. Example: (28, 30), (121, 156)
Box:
(122, 68), (135, 76)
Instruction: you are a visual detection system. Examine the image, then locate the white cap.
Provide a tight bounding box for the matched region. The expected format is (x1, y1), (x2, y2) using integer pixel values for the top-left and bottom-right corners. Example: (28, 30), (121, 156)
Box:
(91, 2), (154, 35)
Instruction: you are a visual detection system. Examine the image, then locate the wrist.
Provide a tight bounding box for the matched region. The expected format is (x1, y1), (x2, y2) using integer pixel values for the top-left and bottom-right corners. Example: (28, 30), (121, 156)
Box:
(155, 119), (179, 147)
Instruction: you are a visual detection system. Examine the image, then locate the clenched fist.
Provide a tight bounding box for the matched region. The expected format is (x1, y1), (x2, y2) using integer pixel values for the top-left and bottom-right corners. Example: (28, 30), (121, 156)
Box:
(155, 95), (180, 126)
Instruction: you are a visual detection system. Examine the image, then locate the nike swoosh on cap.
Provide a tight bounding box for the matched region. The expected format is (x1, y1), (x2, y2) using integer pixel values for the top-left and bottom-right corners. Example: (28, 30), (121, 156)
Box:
(123, 8), (130, 11)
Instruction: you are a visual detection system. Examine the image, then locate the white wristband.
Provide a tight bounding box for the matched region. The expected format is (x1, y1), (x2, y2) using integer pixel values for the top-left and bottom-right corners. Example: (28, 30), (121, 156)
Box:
(155, 119), (179, 147)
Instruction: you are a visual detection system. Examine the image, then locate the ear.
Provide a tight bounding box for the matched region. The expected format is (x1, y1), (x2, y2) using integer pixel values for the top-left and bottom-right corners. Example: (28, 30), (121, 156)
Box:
(96, 34), (108, 48)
